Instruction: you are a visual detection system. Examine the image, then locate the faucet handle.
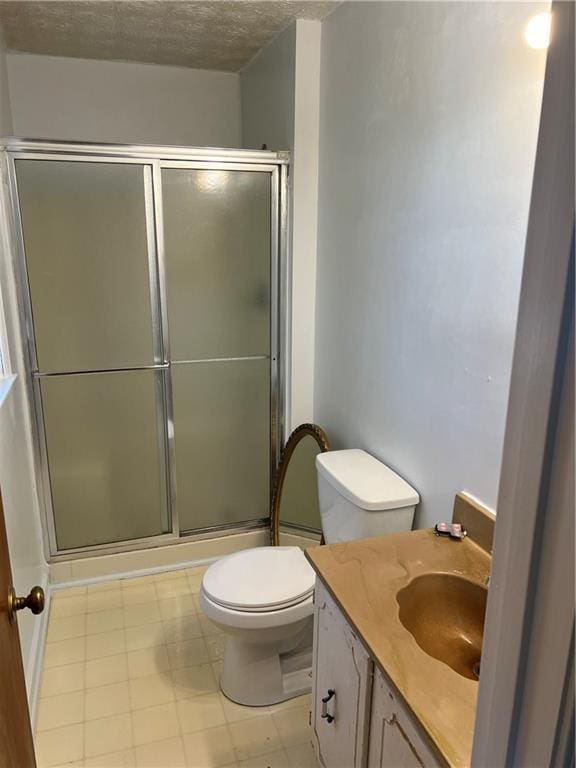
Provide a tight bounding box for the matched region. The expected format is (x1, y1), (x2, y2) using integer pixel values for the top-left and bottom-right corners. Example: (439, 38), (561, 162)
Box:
(434, 522), (468, 540)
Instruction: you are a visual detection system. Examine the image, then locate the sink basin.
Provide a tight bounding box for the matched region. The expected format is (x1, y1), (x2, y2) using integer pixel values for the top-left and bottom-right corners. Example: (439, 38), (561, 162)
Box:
(396, 573), (487, 680)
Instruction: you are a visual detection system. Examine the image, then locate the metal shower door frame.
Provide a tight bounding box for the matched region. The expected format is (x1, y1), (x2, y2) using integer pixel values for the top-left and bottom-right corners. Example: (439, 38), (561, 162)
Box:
(4, 140), (289, 561)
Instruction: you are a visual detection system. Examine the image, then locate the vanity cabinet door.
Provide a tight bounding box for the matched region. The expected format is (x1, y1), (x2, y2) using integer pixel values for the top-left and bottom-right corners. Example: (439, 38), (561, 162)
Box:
(312, 580), (373, 768)
(368, 668), (444, 768)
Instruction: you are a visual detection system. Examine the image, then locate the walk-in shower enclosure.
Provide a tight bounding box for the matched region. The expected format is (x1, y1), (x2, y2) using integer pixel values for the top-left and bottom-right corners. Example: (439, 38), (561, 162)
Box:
(5, 141), (288, 559)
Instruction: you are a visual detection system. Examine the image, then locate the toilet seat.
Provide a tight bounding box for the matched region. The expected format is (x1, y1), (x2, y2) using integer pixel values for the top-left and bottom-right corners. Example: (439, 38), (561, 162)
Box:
(202, 546), (315, 613)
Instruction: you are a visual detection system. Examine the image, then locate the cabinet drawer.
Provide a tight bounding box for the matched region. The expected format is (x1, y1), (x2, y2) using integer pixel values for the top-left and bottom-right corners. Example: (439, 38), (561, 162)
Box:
(312, 580), (373, 768)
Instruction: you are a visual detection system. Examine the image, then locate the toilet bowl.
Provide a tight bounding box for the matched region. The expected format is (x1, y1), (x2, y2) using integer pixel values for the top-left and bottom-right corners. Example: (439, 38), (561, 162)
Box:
(200, 546), (315, 706)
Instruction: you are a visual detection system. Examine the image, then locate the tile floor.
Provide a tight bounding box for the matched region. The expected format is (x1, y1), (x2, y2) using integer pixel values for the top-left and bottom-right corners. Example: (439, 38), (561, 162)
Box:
(36, 566), (319, 768)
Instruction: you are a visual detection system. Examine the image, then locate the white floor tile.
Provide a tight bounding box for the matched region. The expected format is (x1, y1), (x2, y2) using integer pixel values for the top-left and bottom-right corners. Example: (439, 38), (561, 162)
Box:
(177, 693), (226, 734)
(171, 664), (218, 700)
(183, 725), (236, 768)
(52, 586), (87, 599)
(228, 717), (282, 761)
(50, 596), (87, 618)
(267, 695), (310, 716)
(125, 622), (165, 651)
(37, 690), (85, 731)
(135, 736), (187, 767)
(41, 661), (85, 697)
(198, 614), (223, 637)
(87, 608), (124, 635)
(44, 637), (86, 668)
(154, 569), (190, 583)
(239, 750), (290, 768)
(123, 601), (162, 628)
(84, 712), (133, 758)
(219, 693), (268, 724)
(272, 707), (312, 749)
(156, 578), (190, 601)
(35, 723), (84, 767)
(86, 629), (127, 660)
(129, 673), (175, 710)
(84, 748), (136, 767)
(204, 635), (226, 662)
(86, 653), (129, 688)
(87, 581), (124, 594)
(121, 583), (157, 606)
(132, 702), (180, 746)
(162, 615), (203, 644)
(167, 638), (209, 670)
(127, 645), (170, 679)
(159, 595), (197, 621)
(285, 741), (319, 768)
(47, 615), (86, 642)
(85, 682), (131, 721)
(86, 589), (123, 614)
(186, 571), (205, 593)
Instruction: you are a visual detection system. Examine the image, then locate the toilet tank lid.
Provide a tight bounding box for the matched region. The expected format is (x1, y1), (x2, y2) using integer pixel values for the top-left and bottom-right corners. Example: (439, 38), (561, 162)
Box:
(316, 449), (419, 511)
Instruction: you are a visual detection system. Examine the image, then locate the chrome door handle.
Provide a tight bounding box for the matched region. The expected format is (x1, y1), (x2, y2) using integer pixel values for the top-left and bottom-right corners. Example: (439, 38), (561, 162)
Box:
(321, 689), (335, 723)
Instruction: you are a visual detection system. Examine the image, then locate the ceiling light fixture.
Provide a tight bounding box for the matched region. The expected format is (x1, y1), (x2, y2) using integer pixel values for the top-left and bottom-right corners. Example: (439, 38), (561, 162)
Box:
(524, 11), (552, 50)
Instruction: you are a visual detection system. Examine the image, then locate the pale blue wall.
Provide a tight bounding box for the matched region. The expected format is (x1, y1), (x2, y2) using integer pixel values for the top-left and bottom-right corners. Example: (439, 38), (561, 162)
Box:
(314, 1), (548, 527)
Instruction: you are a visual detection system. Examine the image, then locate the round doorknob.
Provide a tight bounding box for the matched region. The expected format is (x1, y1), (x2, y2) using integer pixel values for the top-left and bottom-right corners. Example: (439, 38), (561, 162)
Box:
(8, 586), (45, 620)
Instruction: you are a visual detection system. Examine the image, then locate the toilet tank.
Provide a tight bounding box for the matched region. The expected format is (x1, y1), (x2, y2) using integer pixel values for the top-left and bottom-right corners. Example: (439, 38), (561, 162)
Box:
(315, 449), (419, 544)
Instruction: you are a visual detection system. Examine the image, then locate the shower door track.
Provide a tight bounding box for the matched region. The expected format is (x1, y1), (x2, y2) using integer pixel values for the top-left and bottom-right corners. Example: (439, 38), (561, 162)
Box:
(4, 140), (290, 562)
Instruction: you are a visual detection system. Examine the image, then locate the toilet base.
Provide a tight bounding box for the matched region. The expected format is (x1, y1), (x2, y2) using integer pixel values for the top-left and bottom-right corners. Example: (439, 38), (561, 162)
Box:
(219, 617), (313, 706)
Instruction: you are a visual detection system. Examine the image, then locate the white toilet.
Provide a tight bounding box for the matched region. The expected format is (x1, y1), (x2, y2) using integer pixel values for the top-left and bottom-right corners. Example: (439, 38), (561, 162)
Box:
(200, 448), (419, 706)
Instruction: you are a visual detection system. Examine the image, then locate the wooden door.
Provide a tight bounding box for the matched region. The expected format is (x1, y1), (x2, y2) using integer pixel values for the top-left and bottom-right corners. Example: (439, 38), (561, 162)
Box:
(0, 488), (37, 767)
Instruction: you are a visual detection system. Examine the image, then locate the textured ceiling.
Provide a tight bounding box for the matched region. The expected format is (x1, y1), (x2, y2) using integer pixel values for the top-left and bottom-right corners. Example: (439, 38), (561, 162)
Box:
(0, 1), (336, 71)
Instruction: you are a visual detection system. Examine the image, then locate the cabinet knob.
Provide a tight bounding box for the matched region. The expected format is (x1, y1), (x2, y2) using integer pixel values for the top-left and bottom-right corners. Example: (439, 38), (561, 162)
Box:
(321, 689), (335, 723)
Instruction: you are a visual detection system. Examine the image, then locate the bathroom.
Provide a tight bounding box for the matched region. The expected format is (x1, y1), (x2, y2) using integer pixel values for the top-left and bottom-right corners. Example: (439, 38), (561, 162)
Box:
(0, 1), (572, 767)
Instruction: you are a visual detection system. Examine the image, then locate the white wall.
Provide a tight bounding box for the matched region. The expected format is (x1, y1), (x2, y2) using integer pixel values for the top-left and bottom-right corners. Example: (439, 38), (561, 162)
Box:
(0, 34), (47, 713)
(6, 53), (242, 147)
(241, 20), (321, 433)
(314, 2), (548, 527)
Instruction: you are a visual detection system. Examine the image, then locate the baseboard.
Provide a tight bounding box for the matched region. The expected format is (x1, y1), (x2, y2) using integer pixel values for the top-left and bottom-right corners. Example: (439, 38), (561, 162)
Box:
(25, 569), (50, 730)
(50, 555), (219, 592)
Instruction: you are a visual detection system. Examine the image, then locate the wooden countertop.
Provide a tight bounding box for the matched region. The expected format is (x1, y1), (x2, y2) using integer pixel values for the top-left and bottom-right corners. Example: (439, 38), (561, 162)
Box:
(305, 530), (490, 768)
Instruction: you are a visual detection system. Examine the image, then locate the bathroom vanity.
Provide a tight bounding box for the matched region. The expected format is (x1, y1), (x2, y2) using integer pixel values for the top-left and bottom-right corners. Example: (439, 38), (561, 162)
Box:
(306, 505), (493, 768)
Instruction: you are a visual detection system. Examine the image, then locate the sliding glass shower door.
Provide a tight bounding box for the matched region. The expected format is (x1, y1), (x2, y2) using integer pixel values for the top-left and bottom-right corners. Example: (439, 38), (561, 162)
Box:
(16, 159), (170, 550)
(162, 168), (272, 532)
(11, 146), (284, 556)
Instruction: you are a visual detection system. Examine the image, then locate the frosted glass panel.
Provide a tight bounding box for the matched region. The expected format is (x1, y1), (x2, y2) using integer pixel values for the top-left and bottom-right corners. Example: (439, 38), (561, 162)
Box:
(17, 160), (154, 373)
(163, 169), (271, 360)
(41, 370), (169, 549)
(172, 359), (270, 531)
